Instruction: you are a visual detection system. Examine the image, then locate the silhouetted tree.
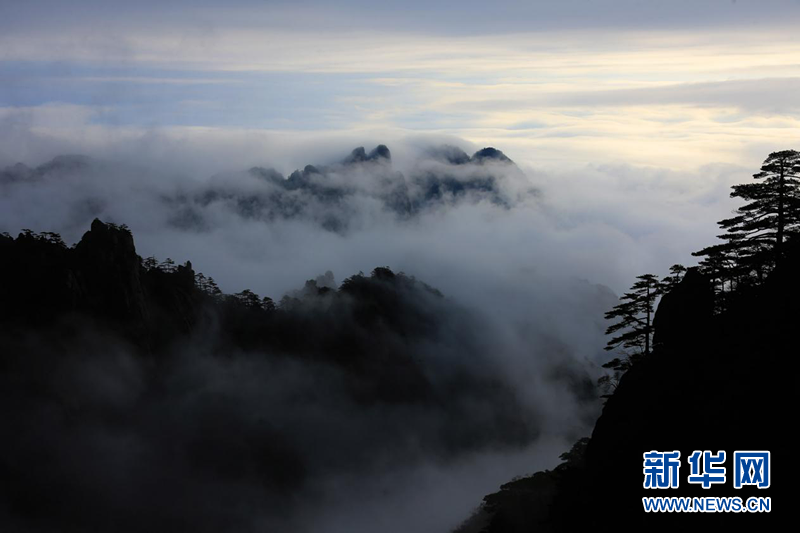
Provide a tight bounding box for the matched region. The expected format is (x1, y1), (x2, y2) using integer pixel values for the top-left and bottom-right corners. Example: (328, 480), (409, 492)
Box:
(261, 296), (276, 312)
(160, 257), (177, 272)
(233, 289), (262, 308)
(692, 241), (754, 313)
(599, 274), (660, 396)
(558, 437), (590, 468)
(191, 272), (223, 298)
(597, 372), (620, 397)
(660, 264), (686, 292)
(602, 274), (660, 374)
(695, 150), (800, 278)
(142, 256), (159, 271)
(206, 276), (222, 296)
(41, 232), (66, 248)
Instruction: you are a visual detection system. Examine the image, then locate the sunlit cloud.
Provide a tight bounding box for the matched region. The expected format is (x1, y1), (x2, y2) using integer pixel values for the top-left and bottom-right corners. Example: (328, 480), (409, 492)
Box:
(1, 1), (799, 173)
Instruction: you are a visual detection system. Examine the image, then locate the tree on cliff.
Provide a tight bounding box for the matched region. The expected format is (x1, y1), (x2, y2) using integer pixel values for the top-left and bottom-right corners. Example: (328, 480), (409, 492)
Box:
(660, 264), (687, 292)
(694, 150), (800, 282)
(600, 274), (661, 392)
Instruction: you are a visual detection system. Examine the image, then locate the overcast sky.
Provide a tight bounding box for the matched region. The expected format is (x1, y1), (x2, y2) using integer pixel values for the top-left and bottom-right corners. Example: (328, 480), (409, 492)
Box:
(1, 0), (799, 171)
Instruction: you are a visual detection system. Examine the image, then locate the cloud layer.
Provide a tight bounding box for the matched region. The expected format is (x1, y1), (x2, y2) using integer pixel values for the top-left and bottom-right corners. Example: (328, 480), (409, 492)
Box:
(0, 124), (773, 531)
(0, 143), (621, 532)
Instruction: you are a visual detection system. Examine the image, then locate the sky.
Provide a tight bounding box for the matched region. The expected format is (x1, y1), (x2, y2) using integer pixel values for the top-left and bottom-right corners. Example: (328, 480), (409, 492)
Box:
(1, 0), (799, 171)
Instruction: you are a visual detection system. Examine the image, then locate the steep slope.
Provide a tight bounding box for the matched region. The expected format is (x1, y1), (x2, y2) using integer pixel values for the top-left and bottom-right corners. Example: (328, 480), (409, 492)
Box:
(464, 250), (793, 531)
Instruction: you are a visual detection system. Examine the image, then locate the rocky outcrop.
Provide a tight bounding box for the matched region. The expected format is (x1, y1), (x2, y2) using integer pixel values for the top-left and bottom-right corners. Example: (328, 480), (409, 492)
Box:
(0, 219), (202, 349)
(652, 267), (714, 350)
(72, 219), (149, 328)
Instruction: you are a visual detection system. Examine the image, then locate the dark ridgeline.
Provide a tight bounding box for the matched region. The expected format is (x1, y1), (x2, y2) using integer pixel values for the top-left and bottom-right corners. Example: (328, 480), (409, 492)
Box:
(0, 217), (565, 532)
(458, 150), (798, 532)
(0, 219), (493, 404)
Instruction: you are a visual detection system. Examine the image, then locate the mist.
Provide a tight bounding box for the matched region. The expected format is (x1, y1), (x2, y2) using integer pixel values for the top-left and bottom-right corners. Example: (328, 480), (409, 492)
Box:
(0, 127), (748, 531)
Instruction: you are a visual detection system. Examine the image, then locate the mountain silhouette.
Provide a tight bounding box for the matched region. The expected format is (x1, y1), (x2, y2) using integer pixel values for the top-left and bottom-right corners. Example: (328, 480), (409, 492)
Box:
(456, 249), (792, 532)
(1, 219), (576, 532)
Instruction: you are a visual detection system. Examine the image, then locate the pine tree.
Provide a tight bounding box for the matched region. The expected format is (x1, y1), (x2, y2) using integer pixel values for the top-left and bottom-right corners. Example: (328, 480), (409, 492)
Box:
(599, 274), (661, 395)
(142, 256), (159, 271)
(234, 289), (262, 308)
(661, 264), (686, 292)
(695, 150), (800, 278)
(160, 258), (177, 273)
(604, 274), (660, 357)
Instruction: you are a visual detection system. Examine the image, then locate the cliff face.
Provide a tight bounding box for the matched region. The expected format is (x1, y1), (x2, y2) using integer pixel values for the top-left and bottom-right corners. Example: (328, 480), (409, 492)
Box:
(72, 219), (151, 338)
(470, 251), (791, 532)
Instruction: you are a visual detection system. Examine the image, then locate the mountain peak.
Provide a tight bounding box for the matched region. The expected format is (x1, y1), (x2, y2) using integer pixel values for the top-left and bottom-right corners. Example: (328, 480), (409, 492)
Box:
(343, 145), (391, 164)
(471, 147), (512, 163)
(368, 144), (391, 161)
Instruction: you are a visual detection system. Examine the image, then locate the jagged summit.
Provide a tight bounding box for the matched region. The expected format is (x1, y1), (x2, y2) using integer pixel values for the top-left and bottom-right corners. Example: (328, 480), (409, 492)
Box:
(472, 147), (512, 163)
(425, 145), (514, 165)
(344, 146), (368, 163)
(369, 144), (391, 161)
(4, 146), (525, 236)
(343, 144), (391, 164)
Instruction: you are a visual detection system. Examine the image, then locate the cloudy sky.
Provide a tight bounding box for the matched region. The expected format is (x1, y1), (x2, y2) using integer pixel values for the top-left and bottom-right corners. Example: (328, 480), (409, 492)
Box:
(2, 0), (799, 171)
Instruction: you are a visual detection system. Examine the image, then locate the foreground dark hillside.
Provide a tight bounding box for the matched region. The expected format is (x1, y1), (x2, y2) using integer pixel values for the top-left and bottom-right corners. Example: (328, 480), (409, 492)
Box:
(459, 247), (794, 532)
(1, 220), (592, 532)
(0, 220), (491, 402)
